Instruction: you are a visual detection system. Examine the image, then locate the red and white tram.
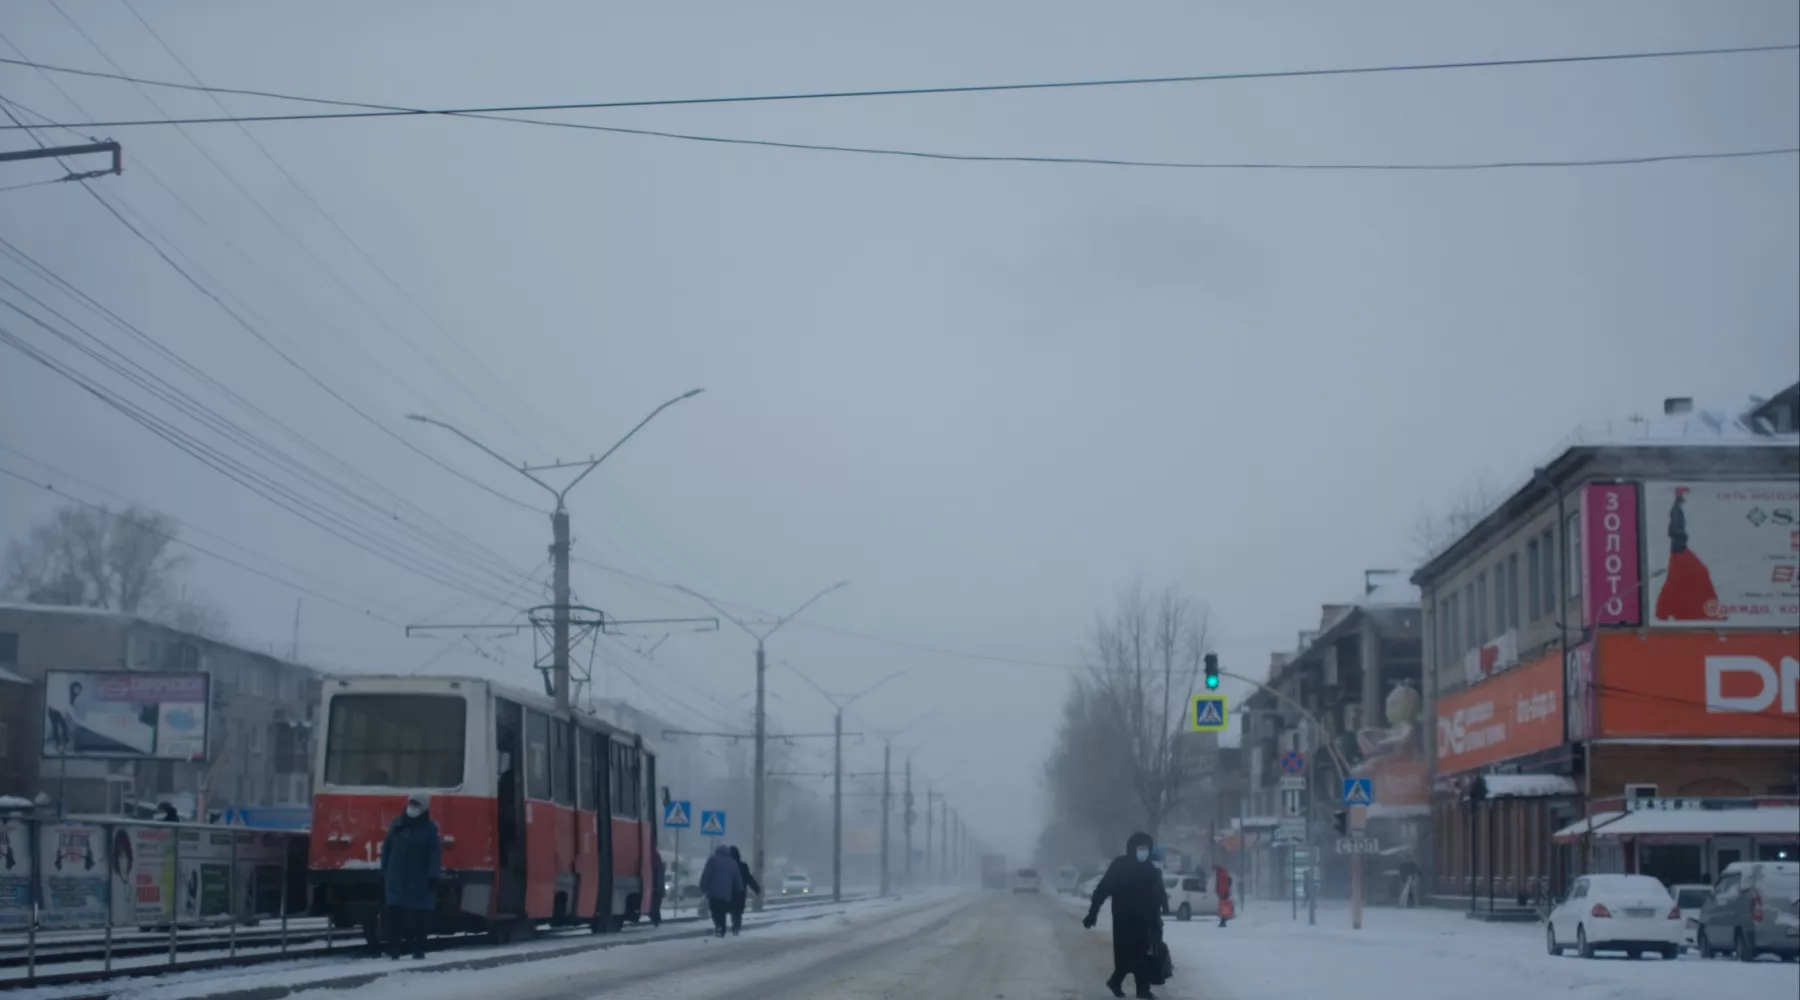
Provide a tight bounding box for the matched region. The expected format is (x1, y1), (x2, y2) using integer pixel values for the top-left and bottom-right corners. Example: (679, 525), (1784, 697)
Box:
(308, 675), (658, 942)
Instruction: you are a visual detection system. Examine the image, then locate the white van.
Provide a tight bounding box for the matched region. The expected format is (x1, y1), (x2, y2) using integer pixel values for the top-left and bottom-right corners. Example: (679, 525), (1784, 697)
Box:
(1168, 873), (1219, 921)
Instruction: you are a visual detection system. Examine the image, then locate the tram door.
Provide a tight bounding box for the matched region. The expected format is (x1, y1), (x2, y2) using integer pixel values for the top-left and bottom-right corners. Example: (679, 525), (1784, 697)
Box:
(495, 698), (526, 917)
(592, 730), (616, 928)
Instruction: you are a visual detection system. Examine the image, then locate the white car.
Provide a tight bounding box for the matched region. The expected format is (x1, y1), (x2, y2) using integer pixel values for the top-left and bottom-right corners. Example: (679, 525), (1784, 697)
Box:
(1670, 883), (1712, 952)
(1011, 868), (1041, 893)
(1167, 873), (1220, 921)
(1546, 874), (1683, 960)
(781, 872), (813, 896)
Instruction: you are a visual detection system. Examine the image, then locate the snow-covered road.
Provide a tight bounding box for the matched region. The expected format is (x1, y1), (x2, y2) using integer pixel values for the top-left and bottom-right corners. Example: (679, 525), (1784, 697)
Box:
(172, 891), (1117, 1000)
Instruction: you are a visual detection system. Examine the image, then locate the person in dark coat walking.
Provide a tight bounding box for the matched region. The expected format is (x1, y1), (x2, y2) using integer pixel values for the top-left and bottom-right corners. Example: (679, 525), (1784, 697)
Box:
(727, 845), (760, 935)
(649, 851), (666, 927)
(699, 845), (742, 938)
(380, 793), (441, 959)
(1082, 831), (1167, 999)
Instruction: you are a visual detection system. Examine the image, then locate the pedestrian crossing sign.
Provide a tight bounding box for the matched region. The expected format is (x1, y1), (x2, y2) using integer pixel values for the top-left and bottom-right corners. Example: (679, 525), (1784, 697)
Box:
(664, 800), (692, 829)
(1342, 777), (1373, 806)
(1189, 694), (1229, 732)
(701, 810), (727, 837)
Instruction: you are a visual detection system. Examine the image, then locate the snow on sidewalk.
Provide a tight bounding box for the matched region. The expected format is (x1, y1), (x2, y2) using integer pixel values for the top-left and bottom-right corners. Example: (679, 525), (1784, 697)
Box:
(1161, 900), (1800, 1000)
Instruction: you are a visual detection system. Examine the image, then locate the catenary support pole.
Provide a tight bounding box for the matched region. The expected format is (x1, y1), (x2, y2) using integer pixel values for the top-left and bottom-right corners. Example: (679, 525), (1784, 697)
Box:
(551, 507), (571, 708)
(832, 708), (843, 902)
(753, 640), (766, 912)
(880, 742), (891, 895)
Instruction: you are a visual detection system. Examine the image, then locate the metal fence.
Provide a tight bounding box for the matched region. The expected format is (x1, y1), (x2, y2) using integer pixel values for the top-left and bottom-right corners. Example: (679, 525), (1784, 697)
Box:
(0, 810), (315, 980)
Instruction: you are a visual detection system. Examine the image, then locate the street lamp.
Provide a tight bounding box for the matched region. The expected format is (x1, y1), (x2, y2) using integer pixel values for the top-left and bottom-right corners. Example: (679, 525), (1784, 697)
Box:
(405, 388), (703, 708)
(675, 581), (848, 910)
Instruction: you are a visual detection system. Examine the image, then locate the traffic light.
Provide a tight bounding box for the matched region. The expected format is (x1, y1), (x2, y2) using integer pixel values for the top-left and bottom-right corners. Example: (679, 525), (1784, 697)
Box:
(1203, 653), (1220, 690)
(1333, 810), (1348, 835)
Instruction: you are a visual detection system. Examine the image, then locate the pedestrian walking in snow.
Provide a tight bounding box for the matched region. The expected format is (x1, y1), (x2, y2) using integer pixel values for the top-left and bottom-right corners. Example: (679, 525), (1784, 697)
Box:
(700, 845), (742, 938)
(1082, 831), (1167, 999)
(650, 850), (666, 927)
(381, 793), (441, 959)
(1214, 864), (1234, 927)
(728, 845), (760, 935)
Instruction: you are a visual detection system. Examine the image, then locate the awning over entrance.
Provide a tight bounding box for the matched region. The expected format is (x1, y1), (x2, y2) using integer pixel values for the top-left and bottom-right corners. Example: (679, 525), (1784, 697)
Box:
(1552, 812), (1626, 841)
(1553, 807), (1800, 842)
(1481, 774), (1578, 799)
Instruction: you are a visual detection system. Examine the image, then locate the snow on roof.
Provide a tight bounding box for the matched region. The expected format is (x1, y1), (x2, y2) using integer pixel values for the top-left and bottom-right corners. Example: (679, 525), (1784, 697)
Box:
(0, 665), (28, 685)
(0, 601), (133, 622)
(1555, 807), (1800, 841)
(1358, 575), (1421, 609)
(1482, 774), (1579, 799)
(0, 795), (35, 810)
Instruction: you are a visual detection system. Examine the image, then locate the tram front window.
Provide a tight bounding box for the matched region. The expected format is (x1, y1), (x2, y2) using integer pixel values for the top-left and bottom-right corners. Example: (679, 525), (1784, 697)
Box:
(325, 694), (466, 788)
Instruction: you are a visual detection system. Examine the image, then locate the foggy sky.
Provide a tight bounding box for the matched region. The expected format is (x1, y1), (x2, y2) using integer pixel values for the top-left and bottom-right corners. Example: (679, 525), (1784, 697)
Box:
(2, 0), (1797, 858)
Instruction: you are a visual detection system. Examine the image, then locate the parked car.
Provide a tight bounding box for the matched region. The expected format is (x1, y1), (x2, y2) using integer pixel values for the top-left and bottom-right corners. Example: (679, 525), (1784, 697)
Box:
(1056, 866), (1081, 895)
(1670, 883), (1712, 952)
(1698, 862), (1800, 962)
(1168, 873), (1219, 921)
(1010, 868), (1041, 893)
(781, 872), (813, 896)
(1545, 874), (1682, 959)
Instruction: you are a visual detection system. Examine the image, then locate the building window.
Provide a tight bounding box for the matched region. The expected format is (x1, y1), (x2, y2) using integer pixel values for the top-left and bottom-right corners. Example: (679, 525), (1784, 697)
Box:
(1527, 541), (1541, 621)
(1447, 594), (1460, 661)
(1506, 553), (1520, 631)
(1464, 582), (1476, 651)
(1436, 599), (1450, 668)
(1476, 572), (1488, 644)
(1565, 513), (1582, 600)
(0, 631), (17, 666)
(525, 710), (550, 800)
(1540, 529), (1556, 609)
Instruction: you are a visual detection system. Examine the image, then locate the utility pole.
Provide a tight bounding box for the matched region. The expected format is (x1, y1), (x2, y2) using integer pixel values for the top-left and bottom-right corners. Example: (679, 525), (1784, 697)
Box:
(924, 791), (935, 883)
(406, 389), (702, 710)
(880, 742), (892, 895)
(833, 708), (843, 902)
(941, 805), (949, 882)
(904, 759), (914, 889)
(675, 585), (850, 911)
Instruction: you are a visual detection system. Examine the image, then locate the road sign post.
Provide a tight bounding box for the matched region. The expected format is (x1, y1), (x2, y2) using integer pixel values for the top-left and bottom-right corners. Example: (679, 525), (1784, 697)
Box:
(1341, 779), (1373, 931)
(701, 810), (727, 839)
(664, 801), (691, 916)
(1189, 694), (1229, 732)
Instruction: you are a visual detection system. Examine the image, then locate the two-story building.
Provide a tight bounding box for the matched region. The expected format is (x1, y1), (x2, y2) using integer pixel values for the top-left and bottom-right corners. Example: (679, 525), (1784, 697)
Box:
(0, 603), (323, 823)
(1415, 389), (1800, 913)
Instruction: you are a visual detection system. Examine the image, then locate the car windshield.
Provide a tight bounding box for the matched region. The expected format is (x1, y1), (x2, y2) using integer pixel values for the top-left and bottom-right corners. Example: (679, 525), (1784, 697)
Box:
(1675, 888), (1710, 908)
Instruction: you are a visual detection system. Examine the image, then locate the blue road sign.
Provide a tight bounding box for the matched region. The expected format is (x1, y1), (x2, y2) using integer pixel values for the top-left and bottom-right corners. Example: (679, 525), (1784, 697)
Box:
(664, 800), (692, 829)
(1279, 750), (1306, 776)
(1189, 694), (1229, 732)
(700, 810), (727, 837)
(1342, 777), (1373, 806)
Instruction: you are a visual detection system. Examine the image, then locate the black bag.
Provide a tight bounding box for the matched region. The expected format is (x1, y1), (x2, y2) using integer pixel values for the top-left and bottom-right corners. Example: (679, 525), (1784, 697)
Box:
(1147, 940), (1173, 985)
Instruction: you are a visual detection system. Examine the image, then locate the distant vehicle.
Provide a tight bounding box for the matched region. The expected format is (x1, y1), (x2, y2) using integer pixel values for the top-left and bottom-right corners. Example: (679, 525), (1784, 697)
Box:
(1698, 862), (1800, 962)
(1670, 883), (1712, 952)
(781, 872), (813, 896)
(1010, 868), (1041, 893)
(1169, 874), (1219, 921)
(1545, 874), (1682, 960)
(981, 853), (1007, 890)
(1056, 866), (1081, 895)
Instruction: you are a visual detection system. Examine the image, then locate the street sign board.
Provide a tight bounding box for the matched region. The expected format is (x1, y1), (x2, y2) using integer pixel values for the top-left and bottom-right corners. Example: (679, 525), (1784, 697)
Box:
(1189, 694), (1228, 732)
(700, 810), (727, 837)
(1278, 750), (1306, 775)
(663, 800), (692, 829)
(1274, 817), (1306, 843)
(1278, 776), (1306, 791)
(1281, 788), (1304, 817)
(1342, 777), (1373, 806)
(1335, 836), (1380, 855)
(1291, 846), (1318, 864)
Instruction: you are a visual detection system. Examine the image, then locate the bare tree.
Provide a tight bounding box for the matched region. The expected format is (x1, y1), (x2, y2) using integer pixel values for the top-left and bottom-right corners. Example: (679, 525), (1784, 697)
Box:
(1411, 477), (1502, 562)
(4, 503), (228, 636)
(1041, 582), (1212, 851)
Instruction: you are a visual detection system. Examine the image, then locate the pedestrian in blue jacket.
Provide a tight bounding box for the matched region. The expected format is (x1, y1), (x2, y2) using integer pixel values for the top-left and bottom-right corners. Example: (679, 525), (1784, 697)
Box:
(381, 793), (441, 959)
(699, 845), (743, 937)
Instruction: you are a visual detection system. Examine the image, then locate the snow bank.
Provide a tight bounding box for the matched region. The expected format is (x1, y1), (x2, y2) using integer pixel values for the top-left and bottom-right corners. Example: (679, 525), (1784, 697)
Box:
(1159, 899), (1800, 1000)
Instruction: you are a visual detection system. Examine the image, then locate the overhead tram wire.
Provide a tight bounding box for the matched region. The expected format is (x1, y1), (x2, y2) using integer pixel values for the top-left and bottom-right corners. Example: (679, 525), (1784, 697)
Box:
(0, 233), (539, 593)
(52, 1), (555, 462)
(2, 42), (1792, 129)
(118, 0), (574, 453)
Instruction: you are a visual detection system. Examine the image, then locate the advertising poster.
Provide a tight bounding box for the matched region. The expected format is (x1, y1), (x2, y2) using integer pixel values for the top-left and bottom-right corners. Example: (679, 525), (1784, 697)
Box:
(1581, 483), (1642, 627)
(1434, 653), (1563, 775)
(1644, 480), (1800, 628)
(41, 671), (209, 761)
(0, 817), (32, 932)
(110, 825), (176, 927)
(37, 823), (108, 928)
(1595, 632), (1800, 739)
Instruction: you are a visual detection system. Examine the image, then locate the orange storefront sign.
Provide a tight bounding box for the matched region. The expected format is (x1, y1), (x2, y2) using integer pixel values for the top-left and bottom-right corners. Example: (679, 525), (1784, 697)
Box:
(1595, 632), (1800, 739)
(1434, 652), (1563, 774)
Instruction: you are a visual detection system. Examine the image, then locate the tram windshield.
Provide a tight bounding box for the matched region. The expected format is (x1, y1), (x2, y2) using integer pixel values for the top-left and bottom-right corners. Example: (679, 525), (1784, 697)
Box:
(324, 693), (467, 788)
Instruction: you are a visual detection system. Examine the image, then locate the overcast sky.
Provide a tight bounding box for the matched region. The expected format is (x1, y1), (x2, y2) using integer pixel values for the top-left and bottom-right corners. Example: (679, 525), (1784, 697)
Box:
(2, 1), (1796, 857)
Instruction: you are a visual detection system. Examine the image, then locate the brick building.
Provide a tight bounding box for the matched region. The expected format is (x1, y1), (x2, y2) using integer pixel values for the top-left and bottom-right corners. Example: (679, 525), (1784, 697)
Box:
(1414, 390), (1800, 912)
(0, 603), (322, 821)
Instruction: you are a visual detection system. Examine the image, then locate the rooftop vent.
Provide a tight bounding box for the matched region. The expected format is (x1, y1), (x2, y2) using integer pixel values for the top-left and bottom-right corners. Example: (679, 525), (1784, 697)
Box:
(1663, 396), (1694, 416)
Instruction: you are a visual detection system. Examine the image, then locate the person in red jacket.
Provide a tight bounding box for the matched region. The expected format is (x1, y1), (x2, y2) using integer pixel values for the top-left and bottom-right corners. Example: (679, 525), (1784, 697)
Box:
(1214, 864), (1233, 927)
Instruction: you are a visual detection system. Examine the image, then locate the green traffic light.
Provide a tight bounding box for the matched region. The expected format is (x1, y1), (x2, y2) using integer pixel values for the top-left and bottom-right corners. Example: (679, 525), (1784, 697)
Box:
(1205, 673), (1219, 690)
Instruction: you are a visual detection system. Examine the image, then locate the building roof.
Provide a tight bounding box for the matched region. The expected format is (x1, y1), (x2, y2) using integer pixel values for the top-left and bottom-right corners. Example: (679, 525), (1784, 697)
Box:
(0, 601), (316, 675)
(1553, 806), (1800, 841)
(1414, 391), (1800, 584)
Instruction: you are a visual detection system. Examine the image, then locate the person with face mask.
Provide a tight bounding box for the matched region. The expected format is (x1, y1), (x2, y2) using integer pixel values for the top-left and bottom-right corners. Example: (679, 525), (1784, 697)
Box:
(380, 793), (442, 959)
(1081, 831), (1168, 999)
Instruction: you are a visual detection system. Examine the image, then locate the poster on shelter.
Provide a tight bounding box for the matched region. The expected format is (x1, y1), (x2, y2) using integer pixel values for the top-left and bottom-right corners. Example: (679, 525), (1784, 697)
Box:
(0, 817), (32, 931)
(110, 825), (176, 927)
(37, 823), (108, 928)
(41, 670), (209, 760)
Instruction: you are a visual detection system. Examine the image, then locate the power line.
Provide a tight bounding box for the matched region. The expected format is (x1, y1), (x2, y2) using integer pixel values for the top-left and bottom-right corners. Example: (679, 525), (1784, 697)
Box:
(3, 43), (1792, 129)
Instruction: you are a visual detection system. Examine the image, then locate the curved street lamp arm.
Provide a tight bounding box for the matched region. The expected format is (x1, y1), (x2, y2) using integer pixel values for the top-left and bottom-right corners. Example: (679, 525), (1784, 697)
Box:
(764, 580), (850, 641)
(672, 584), (761, 643)
(1219, 667), (1353, 776)
(404, 413), (558, 502)
(559, 388), (704, 499)
(843, 670), (907, 709)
